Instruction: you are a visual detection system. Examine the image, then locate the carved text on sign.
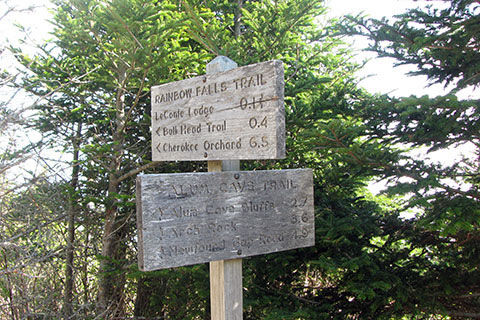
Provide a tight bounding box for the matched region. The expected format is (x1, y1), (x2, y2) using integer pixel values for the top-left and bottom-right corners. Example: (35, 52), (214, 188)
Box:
(151, 60), (285, 161)
(136, 169), (314, 271)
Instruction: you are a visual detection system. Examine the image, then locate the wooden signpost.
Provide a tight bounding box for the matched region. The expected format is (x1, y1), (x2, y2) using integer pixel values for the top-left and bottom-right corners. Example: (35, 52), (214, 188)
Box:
(137, 56), (314, 320)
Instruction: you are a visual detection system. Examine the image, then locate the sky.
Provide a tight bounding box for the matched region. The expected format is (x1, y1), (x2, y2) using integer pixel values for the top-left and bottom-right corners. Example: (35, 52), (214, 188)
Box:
(326, 0), (454, 98)
(325, 0), (476, 192)
(1, 0), (475, 190)
(2, 0), (456, 98)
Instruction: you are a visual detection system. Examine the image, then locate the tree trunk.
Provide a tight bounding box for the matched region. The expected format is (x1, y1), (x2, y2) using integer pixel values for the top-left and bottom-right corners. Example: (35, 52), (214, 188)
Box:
(64, 122), (82, 319)
(234, 0), (243, 38)
(97, 175), (119, 309)
(97, 66), (128, 318)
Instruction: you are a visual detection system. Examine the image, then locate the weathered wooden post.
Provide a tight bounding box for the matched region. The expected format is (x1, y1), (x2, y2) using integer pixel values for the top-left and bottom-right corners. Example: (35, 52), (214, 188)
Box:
(137, 56), (314, 320)
(206, 56), (242, 320)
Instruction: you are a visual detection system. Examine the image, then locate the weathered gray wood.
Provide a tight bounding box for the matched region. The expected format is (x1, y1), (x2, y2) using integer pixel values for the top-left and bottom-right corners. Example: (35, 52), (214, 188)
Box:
(210, 258), (242, 320)
(206, 56), (238, 74)
(206, 56), (243, 320)
(150, 60), (285, 161)
(136, 169), (314, 271)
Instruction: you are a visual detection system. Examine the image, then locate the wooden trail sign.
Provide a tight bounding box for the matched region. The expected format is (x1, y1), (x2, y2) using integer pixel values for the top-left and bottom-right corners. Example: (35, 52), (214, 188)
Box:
(136, 169), (314, 271)
(151, 60), (285, 161)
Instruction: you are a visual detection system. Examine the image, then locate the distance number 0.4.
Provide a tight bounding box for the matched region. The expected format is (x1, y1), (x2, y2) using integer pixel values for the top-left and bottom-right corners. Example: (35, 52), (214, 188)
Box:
(249, 116), (267, 129)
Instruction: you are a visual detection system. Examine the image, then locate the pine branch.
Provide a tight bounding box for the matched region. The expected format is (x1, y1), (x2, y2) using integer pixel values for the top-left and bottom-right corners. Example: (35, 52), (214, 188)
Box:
(115, 161), (161, 184)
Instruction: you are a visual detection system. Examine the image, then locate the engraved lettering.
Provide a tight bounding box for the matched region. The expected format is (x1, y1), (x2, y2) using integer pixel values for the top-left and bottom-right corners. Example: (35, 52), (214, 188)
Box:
(291, 197), (308, 208)
(206, 204), (234, 215)
(259, 233), (285, 245)
(153, 109), (185, 121)
(206, 120), (227, 133)
(160, 240), (226, 257)
(293, 228), (309, 240)
(160, 246), (170, 256)
(220, 183), (228, 192)
(150, 61), (285, 162)
(188, 184), (210, 195)
(172, 206), (198, 218)
(240, 97), (248, 110)
(290, 213), (309, 224)
(172, 185), (185, 196)
(195, 82), (226, 96)
(232, 182), (243, 192)
(163, 125), (178, 136)
(162, 142), (199, 153)
(188, 105), (214, 118)
(204, 138), (242, 151)
(241, 200), (274, 213)
(230, 181), (255, 193)
(171, 224), (201, 238)
(221, 81), (227, 91)
(154, 88), (193, 104)
(233, 237), (254, 249)
(238, 94), (265, 110)
(171, 184), (209, 197)
(207, 221), (237, 233)
(234, 74), (267, 90)
(263, 179), (297, 191)
(241, 77), (247, 88)
(180, 123), (202, 135)
(249, 136), (268, 149)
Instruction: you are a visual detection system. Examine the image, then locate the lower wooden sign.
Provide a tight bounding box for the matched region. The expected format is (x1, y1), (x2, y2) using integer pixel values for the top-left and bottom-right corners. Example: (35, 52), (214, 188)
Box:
(136, 169), (314, 271)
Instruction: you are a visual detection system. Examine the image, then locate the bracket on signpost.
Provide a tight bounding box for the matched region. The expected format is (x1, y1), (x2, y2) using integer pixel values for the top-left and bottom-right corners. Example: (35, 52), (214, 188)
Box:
(206, 56), (242, 320)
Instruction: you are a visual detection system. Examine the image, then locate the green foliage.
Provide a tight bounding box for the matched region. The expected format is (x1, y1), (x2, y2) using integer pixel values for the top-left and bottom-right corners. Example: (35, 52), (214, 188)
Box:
(6, 0), (480, 319)
(5, 0), (406, 318)
(341, 0), (480, 317)
(9, 0), (211, 317)
(345, 0), (480, 89)
(0, 180), (70, 318)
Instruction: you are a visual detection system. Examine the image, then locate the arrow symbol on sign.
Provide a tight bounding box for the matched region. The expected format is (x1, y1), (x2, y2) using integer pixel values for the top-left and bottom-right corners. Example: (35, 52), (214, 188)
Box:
(156, 143), (162, 153)
(156, 127), (162, 136)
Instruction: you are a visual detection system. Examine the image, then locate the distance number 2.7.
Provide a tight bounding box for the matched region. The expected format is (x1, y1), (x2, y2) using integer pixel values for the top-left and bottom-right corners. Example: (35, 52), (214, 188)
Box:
(290, 197), (309, 224)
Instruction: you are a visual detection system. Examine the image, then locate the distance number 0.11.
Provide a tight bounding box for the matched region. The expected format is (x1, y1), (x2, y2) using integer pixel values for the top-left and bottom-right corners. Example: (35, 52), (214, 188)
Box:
(240, 95), (264, 110)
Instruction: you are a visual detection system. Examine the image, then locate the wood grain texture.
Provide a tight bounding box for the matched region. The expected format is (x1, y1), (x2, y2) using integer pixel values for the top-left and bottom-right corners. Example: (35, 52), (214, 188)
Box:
(210, 260), (226, 320)
(150, 60), (285, 161)
(209, 258), (243, 320)
(136, 169), (314, 271)
(207, 56), (243, 320)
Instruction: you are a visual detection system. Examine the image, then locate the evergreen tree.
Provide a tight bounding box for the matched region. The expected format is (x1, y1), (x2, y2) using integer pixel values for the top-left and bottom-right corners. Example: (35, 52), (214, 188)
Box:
(10, 0), (472, 318)
(10, 0), (391, 318)
(343, 0), (480, 317)
(12, 0), (209, 317)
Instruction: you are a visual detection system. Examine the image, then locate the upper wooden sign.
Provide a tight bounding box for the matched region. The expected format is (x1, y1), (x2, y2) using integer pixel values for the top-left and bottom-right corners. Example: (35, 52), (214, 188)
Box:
(151, 60), (285, 161)
(136, 169), (314, 271)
